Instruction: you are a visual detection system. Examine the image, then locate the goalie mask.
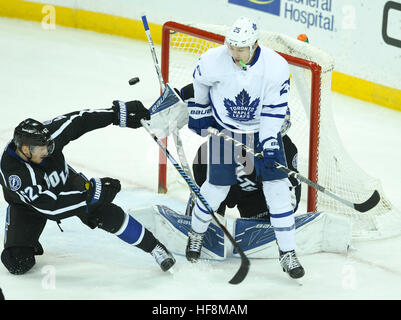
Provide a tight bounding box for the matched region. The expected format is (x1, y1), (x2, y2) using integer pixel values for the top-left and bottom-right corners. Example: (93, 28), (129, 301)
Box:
(225, 16), (259, 64)
(13, 118), (55, 155)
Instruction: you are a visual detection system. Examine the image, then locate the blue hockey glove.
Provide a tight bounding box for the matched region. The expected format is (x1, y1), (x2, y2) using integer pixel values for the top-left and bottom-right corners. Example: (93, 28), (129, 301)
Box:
(188, 102), (216, 137)
(262, 138), (280, 171)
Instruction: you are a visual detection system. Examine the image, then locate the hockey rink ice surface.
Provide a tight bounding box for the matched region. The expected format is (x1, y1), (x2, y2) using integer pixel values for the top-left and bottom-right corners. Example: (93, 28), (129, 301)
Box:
(1, 18), (401, 300)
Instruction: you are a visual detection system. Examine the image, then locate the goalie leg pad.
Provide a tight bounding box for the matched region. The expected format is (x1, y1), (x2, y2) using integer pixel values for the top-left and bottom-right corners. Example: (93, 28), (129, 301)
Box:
(129, 205), (225, 260)
(128, 206), (352, 260)
(233, 212), (352, 258)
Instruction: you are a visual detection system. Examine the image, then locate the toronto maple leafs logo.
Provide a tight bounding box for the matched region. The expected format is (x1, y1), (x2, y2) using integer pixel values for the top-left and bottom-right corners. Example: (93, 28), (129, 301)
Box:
(224, 89), (260, 122)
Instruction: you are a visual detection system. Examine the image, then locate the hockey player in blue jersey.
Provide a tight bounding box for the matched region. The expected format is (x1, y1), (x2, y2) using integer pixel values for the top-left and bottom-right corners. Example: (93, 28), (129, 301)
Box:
(186, 17), (304, 279)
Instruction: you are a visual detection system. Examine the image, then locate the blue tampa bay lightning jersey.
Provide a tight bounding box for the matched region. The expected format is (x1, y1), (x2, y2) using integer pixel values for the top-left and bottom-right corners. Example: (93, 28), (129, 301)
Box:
(193, 44), (290, 144)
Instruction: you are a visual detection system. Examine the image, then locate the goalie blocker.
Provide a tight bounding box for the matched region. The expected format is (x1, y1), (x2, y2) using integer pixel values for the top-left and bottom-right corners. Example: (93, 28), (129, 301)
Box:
(130, 205), (352, 260)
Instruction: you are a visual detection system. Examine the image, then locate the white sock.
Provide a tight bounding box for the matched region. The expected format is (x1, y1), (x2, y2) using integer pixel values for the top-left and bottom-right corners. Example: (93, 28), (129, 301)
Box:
(263, 179), (296, 252)
(191, 181), (230, 233)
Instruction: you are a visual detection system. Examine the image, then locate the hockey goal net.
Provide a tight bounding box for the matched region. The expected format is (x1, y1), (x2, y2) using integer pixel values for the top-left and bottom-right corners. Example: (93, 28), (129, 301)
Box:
(158, 21), (401, 240)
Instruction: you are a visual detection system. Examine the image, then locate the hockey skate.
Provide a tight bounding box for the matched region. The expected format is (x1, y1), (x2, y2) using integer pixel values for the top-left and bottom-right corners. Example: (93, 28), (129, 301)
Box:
(279, 249), (305, 279)
(151, 242), (176, 272)
(186, 229), (205, 263)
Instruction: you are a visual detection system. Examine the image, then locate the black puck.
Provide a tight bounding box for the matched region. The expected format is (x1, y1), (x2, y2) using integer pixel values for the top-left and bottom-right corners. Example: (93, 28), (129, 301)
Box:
(128, 77), (140, 86)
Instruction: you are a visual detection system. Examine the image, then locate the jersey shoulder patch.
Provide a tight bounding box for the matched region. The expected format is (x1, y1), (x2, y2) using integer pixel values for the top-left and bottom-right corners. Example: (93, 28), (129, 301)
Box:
(8, 174), (22, 191)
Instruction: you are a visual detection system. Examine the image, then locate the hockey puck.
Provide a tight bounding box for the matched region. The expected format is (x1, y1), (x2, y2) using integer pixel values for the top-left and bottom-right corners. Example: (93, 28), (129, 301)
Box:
(128, 77), (140, 86)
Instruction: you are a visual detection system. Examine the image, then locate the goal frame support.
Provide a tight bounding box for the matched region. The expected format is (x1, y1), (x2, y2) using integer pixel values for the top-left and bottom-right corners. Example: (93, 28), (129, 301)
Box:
(159, 21), (322, 213)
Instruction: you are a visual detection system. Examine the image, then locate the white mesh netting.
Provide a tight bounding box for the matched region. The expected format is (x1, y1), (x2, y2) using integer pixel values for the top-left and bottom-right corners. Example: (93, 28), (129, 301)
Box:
(161, 22), (401, 240)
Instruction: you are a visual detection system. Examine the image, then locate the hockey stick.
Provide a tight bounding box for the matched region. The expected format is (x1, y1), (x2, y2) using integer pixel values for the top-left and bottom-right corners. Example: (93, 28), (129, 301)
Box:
(140, 15), (196, 199)
(140, 15), (164, 90)
(207, 128), (380, 213)
(140, 119), (250, 285)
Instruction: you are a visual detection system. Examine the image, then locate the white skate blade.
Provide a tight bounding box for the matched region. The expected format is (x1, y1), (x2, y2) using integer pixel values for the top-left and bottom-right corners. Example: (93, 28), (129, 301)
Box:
(293, 278), (303, 286)
(167, 266), (175, 275)
(286, 274), (303, 286)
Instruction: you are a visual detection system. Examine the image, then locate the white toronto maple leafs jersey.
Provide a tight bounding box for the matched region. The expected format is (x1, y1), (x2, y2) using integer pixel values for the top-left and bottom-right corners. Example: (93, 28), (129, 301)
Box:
(193, 44), (290, 144)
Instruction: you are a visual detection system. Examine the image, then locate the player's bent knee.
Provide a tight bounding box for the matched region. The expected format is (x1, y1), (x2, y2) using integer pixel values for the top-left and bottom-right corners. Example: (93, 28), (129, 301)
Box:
(82, 203), (126, 234)
(1, 247), (36, 275)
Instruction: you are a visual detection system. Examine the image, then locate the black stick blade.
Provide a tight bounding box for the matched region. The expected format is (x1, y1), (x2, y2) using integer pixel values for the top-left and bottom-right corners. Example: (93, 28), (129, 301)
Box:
(354, 190), (380, 212)
(229, 256), (250, 285)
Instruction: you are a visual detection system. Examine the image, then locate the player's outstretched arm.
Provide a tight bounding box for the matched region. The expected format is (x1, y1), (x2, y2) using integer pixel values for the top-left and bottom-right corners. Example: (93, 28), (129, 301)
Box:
(45, 100), (150, 151)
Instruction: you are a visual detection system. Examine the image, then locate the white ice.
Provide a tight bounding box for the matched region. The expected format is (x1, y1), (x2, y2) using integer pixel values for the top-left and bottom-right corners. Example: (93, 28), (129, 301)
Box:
(1, 18), (401, 300)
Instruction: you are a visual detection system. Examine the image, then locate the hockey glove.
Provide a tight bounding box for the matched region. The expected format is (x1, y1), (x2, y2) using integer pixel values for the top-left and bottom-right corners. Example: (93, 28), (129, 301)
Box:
(188, 102), (216, 137)
(262, 138), (280, 171)
(147, 84), (188, 139)
(86, 177), (121, 212)
(112, 100), (150, 129)
(254, 137), (280, 176)
(177, 83), (194, 101)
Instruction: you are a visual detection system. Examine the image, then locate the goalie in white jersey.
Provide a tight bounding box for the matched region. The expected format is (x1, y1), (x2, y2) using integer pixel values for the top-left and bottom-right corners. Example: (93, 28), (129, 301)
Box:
(186, 17), (304, 279)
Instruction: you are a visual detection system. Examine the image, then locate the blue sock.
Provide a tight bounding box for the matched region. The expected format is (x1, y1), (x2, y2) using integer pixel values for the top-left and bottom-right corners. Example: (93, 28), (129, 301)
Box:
(114, 213), (144, 245)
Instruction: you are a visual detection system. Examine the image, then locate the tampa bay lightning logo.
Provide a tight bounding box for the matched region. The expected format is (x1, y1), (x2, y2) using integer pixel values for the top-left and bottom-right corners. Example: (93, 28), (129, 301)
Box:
(224, 89), (260, 122)
(8, 175), (22, 191)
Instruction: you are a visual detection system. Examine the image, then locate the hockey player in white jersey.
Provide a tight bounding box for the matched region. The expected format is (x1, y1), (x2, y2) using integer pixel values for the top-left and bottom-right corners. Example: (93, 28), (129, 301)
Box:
(186, 17), (304, 279)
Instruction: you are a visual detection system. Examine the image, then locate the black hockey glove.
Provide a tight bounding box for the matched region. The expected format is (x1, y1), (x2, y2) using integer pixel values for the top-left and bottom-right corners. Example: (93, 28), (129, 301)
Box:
(177, 83), (194, 101)
(112, 100), (150, 128)
(85, 177), (121, 212)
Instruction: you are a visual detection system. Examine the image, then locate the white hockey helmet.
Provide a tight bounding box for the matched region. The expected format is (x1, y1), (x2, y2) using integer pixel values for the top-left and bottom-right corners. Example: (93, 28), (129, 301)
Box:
(280, 107), (291, 136)
(225, 17), (259, 63)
